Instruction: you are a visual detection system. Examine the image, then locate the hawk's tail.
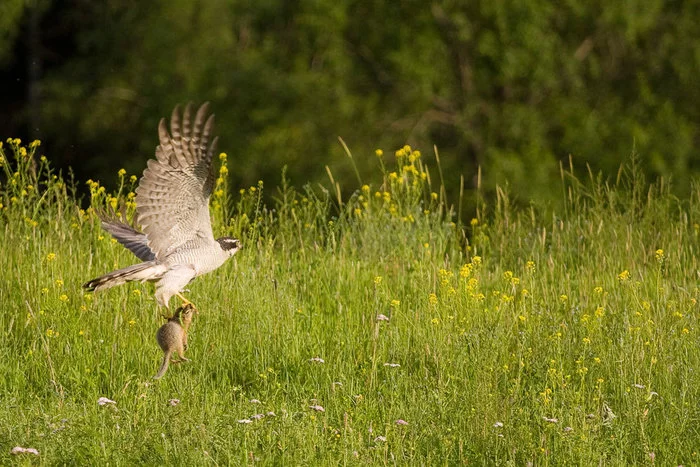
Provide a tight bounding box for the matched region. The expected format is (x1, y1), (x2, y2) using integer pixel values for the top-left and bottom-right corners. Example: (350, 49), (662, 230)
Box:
(83, 261), (164, 292)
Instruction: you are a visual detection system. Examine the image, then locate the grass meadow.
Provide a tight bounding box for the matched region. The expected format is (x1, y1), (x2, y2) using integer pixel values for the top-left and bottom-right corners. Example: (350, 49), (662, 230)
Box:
(1, 139), (699, 465)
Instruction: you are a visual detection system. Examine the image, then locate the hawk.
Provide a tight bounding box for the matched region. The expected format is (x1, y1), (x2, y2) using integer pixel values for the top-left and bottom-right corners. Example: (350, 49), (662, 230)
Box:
(83, 102), (241, 309)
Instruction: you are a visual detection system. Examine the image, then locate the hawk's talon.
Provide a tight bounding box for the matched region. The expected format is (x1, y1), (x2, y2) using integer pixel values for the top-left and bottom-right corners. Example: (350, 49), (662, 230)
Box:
(175, 292), (198, 311)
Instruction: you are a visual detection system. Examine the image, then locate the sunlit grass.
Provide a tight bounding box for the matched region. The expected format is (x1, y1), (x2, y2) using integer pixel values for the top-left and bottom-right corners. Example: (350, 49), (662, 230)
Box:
(0, 138), (698, 464)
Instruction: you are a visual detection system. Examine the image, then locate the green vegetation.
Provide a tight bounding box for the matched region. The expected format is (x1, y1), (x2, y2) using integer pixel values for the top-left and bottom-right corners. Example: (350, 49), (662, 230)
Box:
(1, 139), (699, 464)
(3, 1), (700, 205)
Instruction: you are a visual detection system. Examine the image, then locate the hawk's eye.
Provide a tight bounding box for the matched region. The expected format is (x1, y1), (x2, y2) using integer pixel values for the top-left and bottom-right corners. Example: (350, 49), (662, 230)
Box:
(218, 237), (240, 251)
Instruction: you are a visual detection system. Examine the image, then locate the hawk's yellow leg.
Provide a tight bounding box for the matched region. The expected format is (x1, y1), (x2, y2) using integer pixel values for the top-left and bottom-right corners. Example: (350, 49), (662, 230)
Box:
(176, 293), (198, 312)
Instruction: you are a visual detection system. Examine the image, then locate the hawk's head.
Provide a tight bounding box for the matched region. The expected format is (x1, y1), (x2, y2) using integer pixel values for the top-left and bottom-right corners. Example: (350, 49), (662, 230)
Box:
(216, 237), (242, 257)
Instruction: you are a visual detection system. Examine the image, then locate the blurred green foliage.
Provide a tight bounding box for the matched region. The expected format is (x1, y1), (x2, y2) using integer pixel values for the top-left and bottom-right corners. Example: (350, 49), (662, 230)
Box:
(2, 0), (699, 205)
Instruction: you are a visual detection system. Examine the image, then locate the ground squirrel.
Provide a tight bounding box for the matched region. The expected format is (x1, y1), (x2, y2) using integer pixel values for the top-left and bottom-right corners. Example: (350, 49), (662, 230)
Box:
(153, 303), (195, 379)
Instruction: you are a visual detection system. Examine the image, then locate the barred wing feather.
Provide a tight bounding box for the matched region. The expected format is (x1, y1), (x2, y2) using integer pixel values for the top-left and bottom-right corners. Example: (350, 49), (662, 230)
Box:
(99, 215), (156, 262)
(135, 102), (219, 260)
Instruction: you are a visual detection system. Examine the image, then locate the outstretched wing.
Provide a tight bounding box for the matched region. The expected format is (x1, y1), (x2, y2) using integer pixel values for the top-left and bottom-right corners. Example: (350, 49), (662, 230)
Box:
(98, 210), (156, 262)
(135, 102), (219, 260)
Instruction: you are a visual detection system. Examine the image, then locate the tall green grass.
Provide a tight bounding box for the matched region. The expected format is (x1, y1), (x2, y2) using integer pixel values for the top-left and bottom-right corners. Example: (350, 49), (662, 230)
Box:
(1, 139), (698, 464)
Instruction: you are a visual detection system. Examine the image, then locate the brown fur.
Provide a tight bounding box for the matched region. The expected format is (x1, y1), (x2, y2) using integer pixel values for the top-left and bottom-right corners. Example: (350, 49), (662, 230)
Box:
(153, 304), (195, 379)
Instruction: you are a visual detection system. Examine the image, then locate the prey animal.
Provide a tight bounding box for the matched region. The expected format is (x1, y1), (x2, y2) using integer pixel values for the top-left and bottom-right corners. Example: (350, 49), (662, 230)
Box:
(83, 103), (241, 310)
(154, 303), (196, 379)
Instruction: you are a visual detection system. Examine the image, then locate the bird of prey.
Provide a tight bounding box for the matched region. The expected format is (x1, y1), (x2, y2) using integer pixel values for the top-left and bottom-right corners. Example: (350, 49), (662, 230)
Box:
(83, 102), (241, 310)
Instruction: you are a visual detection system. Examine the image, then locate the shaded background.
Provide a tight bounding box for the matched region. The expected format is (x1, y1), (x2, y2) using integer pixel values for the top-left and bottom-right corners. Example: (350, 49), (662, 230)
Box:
(2, 0), (699, 209)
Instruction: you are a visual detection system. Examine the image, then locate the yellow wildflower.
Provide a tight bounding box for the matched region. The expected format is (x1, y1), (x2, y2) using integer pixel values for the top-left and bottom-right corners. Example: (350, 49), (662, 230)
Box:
(460, 263), (472, 278)
(655, 249), (664, 263)
(428, 293), (438, 305)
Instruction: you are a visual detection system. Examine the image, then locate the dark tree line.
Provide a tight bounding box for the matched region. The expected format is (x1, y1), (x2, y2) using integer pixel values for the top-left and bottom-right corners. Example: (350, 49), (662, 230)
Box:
(2, 0), (699, 205)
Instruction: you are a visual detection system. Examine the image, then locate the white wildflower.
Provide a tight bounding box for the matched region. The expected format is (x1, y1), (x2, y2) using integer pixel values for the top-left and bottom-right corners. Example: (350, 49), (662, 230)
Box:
(602, 403), (616, 426)
(11, 447), (39, 456)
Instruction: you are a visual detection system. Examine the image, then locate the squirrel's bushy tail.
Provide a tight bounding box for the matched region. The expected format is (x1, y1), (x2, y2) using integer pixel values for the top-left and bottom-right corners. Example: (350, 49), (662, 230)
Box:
(154, 351), (172, 379)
